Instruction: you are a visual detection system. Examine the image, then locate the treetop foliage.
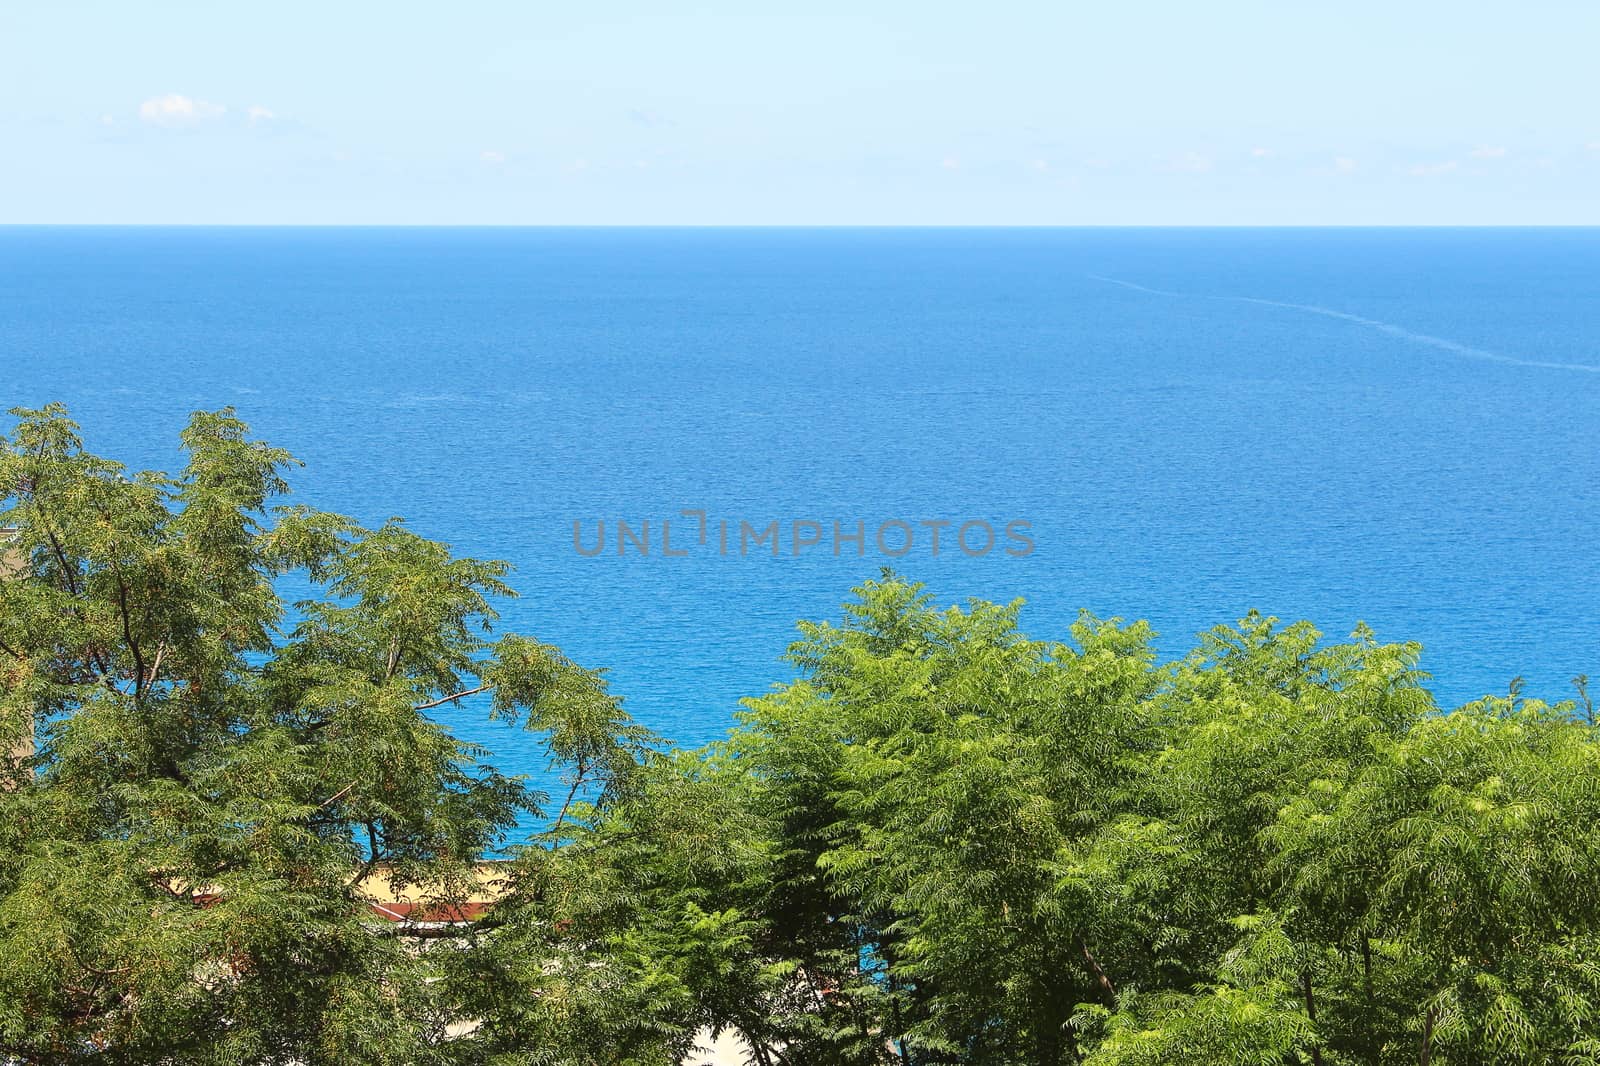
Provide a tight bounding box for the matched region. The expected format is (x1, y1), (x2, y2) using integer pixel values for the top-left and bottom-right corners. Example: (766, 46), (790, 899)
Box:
(2, 405), (1596, 1065)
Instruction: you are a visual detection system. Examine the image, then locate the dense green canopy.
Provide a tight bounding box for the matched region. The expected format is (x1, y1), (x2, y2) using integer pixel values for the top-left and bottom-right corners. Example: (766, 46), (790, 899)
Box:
(2, 405), (1597, 1065)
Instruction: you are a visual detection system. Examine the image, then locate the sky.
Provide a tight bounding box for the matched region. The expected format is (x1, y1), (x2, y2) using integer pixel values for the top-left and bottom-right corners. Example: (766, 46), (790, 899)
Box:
(2, 0), (1598, 225)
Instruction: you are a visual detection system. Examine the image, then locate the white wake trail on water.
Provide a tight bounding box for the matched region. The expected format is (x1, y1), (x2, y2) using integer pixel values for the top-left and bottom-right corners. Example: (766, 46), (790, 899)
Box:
(1087, 275), (1600, 374)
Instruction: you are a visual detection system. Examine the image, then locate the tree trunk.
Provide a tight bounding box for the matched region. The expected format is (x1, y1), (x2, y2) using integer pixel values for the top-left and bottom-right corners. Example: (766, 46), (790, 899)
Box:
(1301, 970), (1324, 1066)
(889, 971), (912, 1065)
(1078, 939), (1117, 1005)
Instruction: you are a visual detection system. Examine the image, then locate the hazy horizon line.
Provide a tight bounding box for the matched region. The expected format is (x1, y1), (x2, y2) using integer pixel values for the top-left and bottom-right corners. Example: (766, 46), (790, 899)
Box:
(4, 222), (1599, 230)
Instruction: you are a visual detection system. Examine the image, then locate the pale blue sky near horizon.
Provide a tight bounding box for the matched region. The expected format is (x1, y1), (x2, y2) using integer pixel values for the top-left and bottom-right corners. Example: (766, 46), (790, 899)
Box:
(3, 1), (1597, 225)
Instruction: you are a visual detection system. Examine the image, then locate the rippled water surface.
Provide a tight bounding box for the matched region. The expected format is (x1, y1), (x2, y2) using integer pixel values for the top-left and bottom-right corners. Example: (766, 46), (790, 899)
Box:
(4, 227), (1597, 776)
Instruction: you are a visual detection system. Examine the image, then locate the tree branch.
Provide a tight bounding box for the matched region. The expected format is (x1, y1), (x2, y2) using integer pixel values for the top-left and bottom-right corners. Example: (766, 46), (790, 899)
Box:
(347, 822), (384, 892)
(317, 780), (358, 810)
(112, 565), (146, 700)
(1079, 939), (1117, 1004)
(147, 639), (167, 689)
(547, 759), (588, 850)
(35, 512), (113, 678)
(42, 524), (79, 597)
(412, 684), (492, 712)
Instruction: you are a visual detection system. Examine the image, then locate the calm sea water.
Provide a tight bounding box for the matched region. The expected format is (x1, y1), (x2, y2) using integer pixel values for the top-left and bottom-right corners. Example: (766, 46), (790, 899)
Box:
(3, 227), (1597, 778)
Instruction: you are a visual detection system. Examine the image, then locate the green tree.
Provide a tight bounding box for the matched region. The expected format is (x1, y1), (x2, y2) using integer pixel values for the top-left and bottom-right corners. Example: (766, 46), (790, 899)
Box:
(7, 403), (1600, 1066)
(447, 748), (787, 1065)
(731, 576), (1159, 1063)
(699, 580), (1600, 1065)
(0, 404), (645, 1064)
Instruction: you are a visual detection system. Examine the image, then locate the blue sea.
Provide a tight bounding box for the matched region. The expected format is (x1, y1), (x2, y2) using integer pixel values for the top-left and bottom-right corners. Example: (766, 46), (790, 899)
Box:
(4, 227), (1597, 779)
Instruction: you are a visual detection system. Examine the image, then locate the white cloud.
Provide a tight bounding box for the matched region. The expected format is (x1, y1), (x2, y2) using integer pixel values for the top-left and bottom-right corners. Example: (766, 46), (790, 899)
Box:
(1250, 146), (1274, 158)
(1469, 145), (1507, 159)
(1406, 160), (1460, 177)
(138, 93), (226, 126)
(1333, 156), (1358, 174)
(941, 156), (960, 170)
(1587, 141), (1600, 153)
(99, 113), (115, 127)
(1031, 158), (1050, 172)
(247, 105), (276, 126)
(480, 150), (506, 164)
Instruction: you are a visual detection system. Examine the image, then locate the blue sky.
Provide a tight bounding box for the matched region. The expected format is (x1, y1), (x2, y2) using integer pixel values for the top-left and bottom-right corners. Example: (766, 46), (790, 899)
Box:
(3, 0), (1597, 224)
